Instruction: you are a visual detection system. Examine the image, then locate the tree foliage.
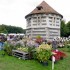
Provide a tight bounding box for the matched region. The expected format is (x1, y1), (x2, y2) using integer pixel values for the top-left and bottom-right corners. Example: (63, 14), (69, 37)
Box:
(0, 24), (26, 34)
(66, 21), (70, 36)
(61, 20), (70, 37)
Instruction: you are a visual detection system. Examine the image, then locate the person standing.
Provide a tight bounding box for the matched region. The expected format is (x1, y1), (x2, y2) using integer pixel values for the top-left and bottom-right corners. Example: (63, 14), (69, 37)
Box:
(52, 39), (57, 50)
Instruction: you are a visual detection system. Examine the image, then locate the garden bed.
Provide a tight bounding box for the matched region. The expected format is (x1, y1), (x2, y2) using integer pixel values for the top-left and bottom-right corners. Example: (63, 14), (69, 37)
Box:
(0, 48), (70, 70)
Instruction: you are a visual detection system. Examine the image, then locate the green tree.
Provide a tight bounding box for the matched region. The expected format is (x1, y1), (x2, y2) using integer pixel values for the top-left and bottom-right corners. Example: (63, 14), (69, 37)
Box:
(60, 20), (70, 37)
(0, 25), (7, 33)
(0, 24), (26, 34)
(60, 20), (66, 37)
(66, 21), (70, 36)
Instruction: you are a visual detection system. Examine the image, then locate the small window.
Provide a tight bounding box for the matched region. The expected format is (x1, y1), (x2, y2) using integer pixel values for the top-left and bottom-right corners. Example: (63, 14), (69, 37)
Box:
(57, 18), (59, 20)
(27, 18), (31, 23)
(33, 17), (37, 19)
(42, 20), (46, 22)
(42, 23), (46, 25)
(56, 24), (59, 26)
(33, 20), (37, 22)
(38, 17), (40, 19)
(33, 24), (37, 26)
(38, 24), (40, 25)
(49, 20), (52, 22)
(53, 24), (55, 26)
(36, 6), (43, 10)
(41, 16), (46, 18)
(50, 24), (52, 26)
(49, 17), (53, 19)
(56, 21), (59, 23)
(38, 20), (40, 22)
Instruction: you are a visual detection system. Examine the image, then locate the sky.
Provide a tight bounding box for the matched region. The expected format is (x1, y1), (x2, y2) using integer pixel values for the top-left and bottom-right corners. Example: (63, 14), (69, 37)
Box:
(0, 0), (70, 29)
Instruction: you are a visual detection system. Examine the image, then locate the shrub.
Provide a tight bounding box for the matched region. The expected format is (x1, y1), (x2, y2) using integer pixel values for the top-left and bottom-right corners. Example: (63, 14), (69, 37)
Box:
(37, 49), (51, 62)
(36, 44), (52, 63)
(38, 44), (52, 51)
(4, 42), (15, 55)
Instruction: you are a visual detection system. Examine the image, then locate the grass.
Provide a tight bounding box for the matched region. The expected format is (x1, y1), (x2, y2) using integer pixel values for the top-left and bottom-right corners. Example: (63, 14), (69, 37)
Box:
(0, 48), (70, 70)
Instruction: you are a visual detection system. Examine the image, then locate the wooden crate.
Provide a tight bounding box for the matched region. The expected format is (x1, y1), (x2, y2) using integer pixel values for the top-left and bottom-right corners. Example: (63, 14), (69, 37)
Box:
(12, 50), (29, 60)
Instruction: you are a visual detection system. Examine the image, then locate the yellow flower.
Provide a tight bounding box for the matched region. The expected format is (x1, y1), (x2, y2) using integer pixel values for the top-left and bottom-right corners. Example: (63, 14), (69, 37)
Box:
(39, 44), (52, 50)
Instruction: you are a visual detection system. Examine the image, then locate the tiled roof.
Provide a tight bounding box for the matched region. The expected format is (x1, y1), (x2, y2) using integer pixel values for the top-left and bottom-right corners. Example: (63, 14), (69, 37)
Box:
(25, 1), (63, 18)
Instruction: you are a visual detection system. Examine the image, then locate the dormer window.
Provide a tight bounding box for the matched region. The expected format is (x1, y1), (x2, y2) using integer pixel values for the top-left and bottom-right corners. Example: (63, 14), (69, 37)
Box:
(36, 6), (43, 10)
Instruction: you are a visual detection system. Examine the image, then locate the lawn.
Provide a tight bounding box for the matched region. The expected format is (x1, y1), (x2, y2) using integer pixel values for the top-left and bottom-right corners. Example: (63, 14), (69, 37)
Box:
(0, 48), (70, 70)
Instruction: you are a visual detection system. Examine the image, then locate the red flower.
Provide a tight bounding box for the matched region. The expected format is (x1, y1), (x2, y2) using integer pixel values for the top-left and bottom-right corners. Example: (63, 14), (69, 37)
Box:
(52, 50), (66, 61)
(35, 38), (43, 44)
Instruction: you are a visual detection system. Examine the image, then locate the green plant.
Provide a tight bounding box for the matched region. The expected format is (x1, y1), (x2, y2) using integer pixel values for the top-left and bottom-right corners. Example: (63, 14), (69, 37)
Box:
(4, 42), (15, 55)
(17, 47), (28, 52)
(38, 44), (52, 51)
(36, 44), (52, 63)
(37, 48), (51, 63)
(28, 47), (35, 59)
(33, 51), (37, 60)
(5, 46), (12, 55)
(67, 44), (70, 52)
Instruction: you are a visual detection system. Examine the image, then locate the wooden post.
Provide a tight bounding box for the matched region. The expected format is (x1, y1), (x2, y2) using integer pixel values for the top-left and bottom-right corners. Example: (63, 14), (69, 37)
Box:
(52, 56), (55, 70)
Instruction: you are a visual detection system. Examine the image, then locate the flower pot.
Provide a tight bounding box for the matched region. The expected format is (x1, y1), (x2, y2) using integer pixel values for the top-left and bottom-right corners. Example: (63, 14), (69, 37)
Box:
(54, 60), (58, 64)
(60, 57), (63, 60)
(42, 61), (48, 66)
(28, 52), (33, 60)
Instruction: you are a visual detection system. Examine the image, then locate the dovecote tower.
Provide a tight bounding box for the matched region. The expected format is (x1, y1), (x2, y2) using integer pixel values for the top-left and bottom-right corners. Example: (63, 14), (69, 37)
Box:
(25, 1), (63, 40)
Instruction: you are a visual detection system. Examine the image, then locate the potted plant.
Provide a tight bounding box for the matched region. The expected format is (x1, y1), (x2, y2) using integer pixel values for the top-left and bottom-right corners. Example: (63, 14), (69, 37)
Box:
(35, 35), (43, 45)
(36, 43), (52, 66)
(37, 49), (51, 66)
